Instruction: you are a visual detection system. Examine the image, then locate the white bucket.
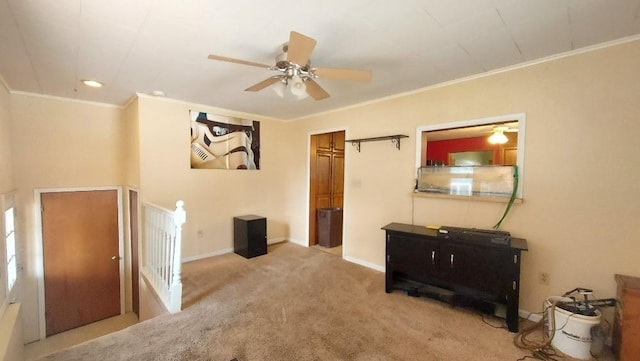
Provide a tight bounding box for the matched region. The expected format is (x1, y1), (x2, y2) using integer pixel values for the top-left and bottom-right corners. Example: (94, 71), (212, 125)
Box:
(546, 297), (601, 360)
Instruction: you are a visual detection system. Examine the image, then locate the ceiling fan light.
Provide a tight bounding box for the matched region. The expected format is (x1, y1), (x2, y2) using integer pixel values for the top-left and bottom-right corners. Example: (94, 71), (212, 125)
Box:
(273, 80), (287, 98)
(288, 75), (308, 98)
(488, 130), (508, 144)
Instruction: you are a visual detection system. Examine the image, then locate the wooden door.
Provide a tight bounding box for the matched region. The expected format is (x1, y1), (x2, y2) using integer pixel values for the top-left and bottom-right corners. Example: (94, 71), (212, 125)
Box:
(309, 131), (345, 245)
(41, 190), (121, 336)
(503, 148), (517, 166)
(129, 189), (139, 316)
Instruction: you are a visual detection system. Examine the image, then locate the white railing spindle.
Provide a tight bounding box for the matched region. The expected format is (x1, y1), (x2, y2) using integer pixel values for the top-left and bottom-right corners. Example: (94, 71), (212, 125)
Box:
(141, 200), (185, 314)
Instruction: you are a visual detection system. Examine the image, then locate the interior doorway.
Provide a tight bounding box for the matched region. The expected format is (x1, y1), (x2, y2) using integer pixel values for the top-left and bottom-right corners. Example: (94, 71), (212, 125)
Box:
(308, 131), (345, 249)
(40, 189), (122, 336)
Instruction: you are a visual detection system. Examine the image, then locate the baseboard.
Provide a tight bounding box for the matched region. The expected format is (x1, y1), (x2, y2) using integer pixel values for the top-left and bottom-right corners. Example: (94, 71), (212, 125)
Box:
(267, 237), (287, 245)
(343, 256), (385, 273)
(182, 238), (288, 263)
(286, 238), (306, 247)
(519, 309), (542, 322)
(182, 248), (233, 263)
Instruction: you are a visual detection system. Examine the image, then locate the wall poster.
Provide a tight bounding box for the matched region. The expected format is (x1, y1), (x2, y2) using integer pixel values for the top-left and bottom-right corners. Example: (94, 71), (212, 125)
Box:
(189, 110), (260, 170)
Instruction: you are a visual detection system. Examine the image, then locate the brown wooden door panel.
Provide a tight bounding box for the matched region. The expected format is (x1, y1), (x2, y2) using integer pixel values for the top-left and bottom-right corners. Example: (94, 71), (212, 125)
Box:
(316, 153), (332, 197)
(316, 133), (333, 151)
(332, 154), (344, 201)
(331, 195), (344, 209)
(42, 190), (121, 336)
(129, 189), (139, 316)
(316, 197), (332, 210)
(333, 131), (345, 152)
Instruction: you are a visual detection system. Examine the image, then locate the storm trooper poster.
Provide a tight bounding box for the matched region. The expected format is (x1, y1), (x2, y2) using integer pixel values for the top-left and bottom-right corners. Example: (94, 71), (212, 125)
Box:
(189, 110), (260, 170)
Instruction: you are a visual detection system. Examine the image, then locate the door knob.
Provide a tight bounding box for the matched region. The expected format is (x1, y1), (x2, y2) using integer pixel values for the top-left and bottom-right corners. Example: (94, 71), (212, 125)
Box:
(111, 256), (121, 260)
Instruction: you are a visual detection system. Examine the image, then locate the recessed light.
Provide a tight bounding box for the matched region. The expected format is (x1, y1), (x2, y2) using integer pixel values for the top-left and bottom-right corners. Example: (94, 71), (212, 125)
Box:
(151, 90), (165, 97)
(82, 80), (103, 88)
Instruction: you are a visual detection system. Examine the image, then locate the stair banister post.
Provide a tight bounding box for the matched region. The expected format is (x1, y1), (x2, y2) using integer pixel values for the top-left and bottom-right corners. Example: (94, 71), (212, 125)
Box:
(169, 200), (186, 313)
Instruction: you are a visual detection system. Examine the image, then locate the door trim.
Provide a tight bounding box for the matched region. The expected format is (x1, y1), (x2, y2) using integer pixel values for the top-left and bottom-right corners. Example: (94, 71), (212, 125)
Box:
(34, 186), (125, 340)
(306, 127), (348, 257)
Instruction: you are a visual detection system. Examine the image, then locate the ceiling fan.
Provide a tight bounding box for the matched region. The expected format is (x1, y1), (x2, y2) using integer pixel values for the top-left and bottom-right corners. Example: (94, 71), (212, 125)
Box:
(207, 31), (372, 101)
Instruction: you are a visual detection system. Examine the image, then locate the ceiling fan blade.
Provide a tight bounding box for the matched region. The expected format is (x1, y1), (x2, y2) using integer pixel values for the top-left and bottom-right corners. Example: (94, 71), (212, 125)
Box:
(287, 31), (317, 66)
(208, 54), (271, 69)
(245, 76), (283, 92)
(314, 67), (372, 82)
(305, 79), (330, 100)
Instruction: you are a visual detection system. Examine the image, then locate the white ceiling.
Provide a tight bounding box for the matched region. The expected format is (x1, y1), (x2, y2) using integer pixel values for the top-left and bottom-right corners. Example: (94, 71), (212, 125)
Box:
(1, 0), (639, 120)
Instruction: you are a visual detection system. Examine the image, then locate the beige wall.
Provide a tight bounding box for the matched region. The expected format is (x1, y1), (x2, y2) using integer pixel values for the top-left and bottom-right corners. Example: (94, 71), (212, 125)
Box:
(10, 94), (126, 342)
(0, 80), (13, 308)
(0, 81), (13, 193)
(0, 304), (24, 361)
(123, 98), (140, 189)
(9, 92), (293, 341)
(121, 98), (140, 313)
(136, 96), (291, 259)
(286, 39), (640, 318)
(0, 80), (19, 358)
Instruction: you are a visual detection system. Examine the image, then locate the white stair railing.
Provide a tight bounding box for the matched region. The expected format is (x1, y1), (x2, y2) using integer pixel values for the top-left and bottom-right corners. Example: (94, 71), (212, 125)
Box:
(141, 200), (186, 313)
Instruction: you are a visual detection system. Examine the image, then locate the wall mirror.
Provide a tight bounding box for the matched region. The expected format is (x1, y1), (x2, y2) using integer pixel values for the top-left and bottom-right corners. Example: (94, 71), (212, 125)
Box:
(415, 113), (526, 199)
(449, 150), (494, 166)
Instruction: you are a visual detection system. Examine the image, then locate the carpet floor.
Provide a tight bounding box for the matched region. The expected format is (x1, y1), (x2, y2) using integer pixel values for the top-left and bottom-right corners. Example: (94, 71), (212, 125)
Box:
(37, 242), (545, 360)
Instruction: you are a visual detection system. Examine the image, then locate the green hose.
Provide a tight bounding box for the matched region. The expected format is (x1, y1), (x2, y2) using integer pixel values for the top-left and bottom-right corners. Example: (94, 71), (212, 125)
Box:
(493, 165), (518, 230)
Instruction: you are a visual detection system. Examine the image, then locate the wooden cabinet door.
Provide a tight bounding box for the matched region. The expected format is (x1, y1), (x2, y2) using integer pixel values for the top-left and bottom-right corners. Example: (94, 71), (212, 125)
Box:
(316, 132), (345, 152)
(315, 152), (333, 210)
(331, 152), (344, 208)
(388, 234), (439, 279)
(332, 131), (345, 152)
(440, 243), (511, 296)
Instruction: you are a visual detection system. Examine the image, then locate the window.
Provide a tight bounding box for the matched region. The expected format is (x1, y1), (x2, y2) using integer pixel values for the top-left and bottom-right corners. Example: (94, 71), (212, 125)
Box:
(3, 193), (16, 292)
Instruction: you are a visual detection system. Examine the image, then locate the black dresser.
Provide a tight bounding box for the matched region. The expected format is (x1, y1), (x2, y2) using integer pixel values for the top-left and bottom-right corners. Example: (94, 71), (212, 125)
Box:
(234, 215), (267, 259)
(382, 222), (527, 332)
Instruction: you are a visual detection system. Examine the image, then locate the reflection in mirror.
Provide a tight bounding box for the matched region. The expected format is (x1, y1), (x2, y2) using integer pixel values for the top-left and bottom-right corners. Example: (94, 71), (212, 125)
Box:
(450, 150), (494, 166)
(423, 120), (518, 166)
(415, 113), (526, 198)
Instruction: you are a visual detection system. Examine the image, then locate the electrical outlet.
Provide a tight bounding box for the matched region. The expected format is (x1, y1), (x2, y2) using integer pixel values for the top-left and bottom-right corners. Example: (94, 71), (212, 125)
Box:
(539, 272), (550, 285)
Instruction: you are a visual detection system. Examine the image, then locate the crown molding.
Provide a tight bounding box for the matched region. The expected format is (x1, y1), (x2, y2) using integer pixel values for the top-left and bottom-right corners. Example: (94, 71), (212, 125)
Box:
(135, 92), (285, 122)
(10, 91), (123, 109)
(292, 34), (640, 122)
